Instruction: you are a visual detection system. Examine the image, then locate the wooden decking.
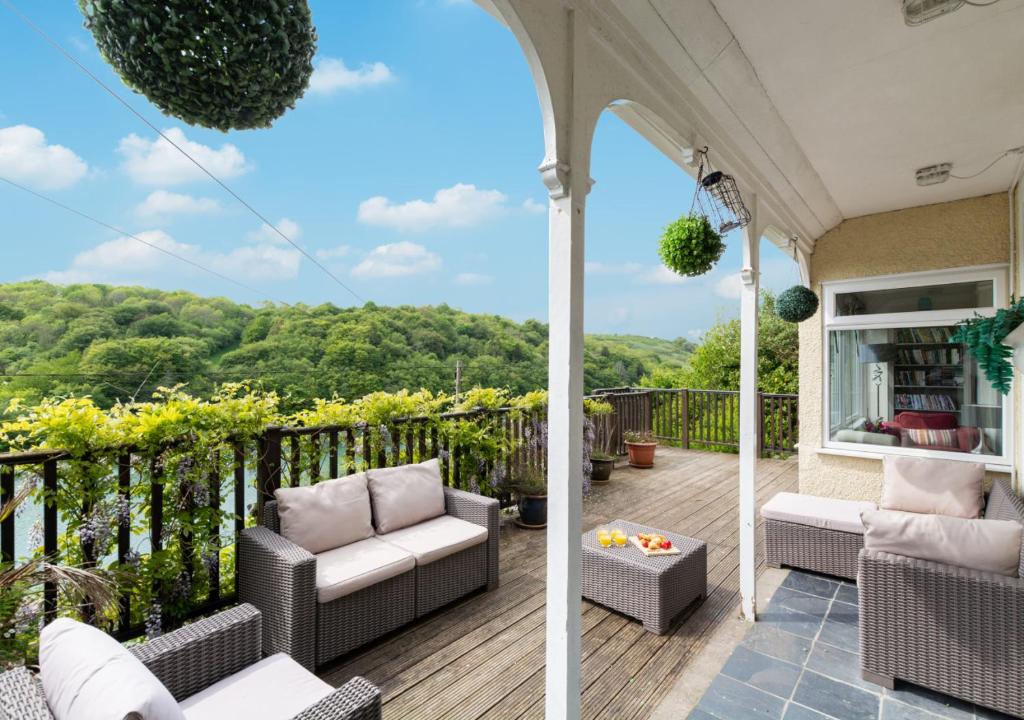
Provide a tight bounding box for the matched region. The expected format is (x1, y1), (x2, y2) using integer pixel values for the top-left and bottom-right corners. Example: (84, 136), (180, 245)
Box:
(319, 447), (798, 720)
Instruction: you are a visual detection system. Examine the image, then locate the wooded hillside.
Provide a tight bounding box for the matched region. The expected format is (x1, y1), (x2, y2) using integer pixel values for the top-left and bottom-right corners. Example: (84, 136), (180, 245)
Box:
(0, 281), (693, 410)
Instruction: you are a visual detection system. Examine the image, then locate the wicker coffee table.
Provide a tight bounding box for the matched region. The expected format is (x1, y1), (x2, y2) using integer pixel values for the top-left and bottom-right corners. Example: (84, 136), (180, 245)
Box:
(582, 519), (707, 634)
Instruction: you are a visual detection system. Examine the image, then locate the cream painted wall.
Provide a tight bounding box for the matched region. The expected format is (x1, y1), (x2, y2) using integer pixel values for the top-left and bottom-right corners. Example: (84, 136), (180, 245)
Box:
(799, 193), (1011, 501)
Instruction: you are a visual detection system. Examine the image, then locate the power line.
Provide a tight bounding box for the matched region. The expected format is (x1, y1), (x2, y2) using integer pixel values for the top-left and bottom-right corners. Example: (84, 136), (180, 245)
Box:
(1, 0), (364, 304)
(0, 176), (283, 304)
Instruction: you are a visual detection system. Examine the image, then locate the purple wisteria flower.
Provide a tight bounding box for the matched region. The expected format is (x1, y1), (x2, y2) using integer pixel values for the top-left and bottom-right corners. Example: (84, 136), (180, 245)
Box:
(145, 602), (162, 639)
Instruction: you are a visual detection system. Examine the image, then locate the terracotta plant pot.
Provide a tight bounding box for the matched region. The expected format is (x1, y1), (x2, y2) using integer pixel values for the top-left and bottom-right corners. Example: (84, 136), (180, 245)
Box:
(590, 457), (614, 483)
(516, 494), (547, 528)
(625, 441), (657, 469)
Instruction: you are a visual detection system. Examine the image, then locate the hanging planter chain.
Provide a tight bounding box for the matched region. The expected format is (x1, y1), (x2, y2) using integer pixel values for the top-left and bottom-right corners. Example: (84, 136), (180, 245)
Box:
(692, 147), (752, 233)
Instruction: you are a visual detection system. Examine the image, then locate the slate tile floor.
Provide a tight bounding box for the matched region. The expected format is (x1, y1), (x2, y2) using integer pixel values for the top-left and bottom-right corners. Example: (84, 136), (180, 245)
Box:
(688, 571), (1017, 720)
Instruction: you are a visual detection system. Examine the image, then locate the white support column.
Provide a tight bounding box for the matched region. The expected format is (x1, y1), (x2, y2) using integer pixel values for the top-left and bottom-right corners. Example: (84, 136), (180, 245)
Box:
(542, 159), (584, 720)
(738, 195), (760, 622)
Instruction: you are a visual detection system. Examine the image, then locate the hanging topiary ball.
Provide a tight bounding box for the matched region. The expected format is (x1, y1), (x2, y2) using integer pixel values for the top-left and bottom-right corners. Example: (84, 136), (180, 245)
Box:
(777, 285), (819, 323)
(658, 213), (725, 278)
(79, 0), (318, 132)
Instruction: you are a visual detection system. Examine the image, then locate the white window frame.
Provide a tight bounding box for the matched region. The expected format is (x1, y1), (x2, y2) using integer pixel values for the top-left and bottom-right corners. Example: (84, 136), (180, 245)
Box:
(821, 263), (1013, 471)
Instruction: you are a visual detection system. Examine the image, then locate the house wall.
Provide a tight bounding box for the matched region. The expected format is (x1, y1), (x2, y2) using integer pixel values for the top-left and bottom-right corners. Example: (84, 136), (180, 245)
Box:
(798, 193), (1011, 501)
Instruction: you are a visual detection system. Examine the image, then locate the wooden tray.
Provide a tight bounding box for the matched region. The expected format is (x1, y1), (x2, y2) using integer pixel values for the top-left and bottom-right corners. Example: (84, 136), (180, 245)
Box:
(629, 535), (681, 556)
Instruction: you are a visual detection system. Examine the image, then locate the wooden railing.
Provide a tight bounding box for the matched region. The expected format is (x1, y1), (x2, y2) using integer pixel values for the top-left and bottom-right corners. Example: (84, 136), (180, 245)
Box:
(0, 387), (794, 642)
(592, 388), (798, 456)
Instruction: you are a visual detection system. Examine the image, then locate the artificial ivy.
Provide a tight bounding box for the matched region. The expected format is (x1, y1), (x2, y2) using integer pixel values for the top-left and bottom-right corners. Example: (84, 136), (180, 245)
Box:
(951, 296), (1024, 395)
(776, 285), (819, 323)
(79, 0), (317, 131)
(658, 214), (725, 278)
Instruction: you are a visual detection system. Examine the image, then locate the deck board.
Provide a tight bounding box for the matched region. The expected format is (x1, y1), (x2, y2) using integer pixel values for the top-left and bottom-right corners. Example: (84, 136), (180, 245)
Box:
(318, 447), (798, 720)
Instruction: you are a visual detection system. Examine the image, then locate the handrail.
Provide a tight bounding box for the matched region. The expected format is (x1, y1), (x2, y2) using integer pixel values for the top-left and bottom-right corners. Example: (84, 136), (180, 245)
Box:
(0, 387), (796, 642)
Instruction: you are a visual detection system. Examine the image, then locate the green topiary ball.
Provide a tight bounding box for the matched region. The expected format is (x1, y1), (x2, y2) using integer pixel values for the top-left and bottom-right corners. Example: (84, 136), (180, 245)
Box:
(776, 285), (819, 323)
(79, 0), (317, 132)
(658, 213), (725, 278)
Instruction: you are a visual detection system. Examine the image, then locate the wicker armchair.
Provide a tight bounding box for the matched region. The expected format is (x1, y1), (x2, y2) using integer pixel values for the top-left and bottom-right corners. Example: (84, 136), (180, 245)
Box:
(0, 604), (381, 720)
(240, 485), (499, 670)
(860, 479), (1024, 718)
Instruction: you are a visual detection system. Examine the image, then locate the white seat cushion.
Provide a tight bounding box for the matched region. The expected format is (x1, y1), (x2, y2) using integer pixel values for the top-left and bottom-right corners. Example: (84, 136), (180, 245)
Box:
(180, 653), (333, 720)
(274, 473), (374, 554)
(378, 514), (488, 565)
(316, 536), (415, 604)
(761, 492), (877, 535)
(39, 617), (184, 720)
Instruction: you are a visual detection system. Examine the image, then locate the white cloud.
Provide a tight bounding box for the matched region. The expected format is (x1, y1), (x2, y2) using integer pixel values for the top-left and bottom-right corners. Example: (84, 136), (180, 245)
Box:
(315, 245), (352, 260)
(351, 241), (441, 278)
(644, 266), (689, 285)
(247, 218), (302, 245)
(42, 229), (301, 285)
(118, 127), (250, 185)
(0, 125), (88, 190)
(521, 198), (546, 214)
(308, 58), (395, 95)
(585, 261), (643, 276)
(455, 272), (493, 286)
(134, 190), (220, 221)
(687, 329), (705, 340)
(713, 272), (743, 299)
(357, 183), (508, 231)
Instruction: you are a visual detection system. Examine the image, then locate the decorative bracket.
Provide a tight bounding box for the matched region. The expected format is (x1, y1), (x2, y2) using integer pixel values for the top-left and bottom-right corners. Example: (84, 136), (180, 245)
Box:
(538, 159), (571, 200)
(740, 268), (759, 287)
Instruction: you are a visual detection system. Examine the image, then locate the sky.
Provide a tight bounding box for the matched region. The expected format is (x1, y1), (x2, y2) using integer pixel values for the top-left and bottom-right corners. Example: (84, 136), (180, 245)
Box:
(0, 0), (796, 341)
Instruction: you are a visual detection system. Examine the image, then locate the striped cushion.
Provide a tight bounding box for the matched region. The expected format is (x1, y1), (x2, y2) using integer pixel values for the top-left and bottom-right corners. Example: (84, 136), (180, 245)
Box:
(903, 428), (958, 448)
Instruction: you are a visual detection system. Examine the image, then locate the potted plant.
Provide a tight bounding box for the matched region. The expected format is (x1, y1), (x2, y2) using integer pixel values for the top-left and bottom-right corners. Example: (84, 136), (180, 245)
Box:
(584, 398), (615, 484)
(624, 430), (657, 468)
(953, 296), (1024, 394)
(513, 465), (547, 529)
(658, 213), (725, 278)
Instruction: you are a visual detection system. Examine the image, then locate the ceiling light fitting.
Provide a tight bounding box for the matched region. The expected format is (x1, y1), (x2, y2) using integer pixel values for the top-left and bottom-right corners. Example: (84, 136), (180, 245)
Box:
(915, 163), (953, 186)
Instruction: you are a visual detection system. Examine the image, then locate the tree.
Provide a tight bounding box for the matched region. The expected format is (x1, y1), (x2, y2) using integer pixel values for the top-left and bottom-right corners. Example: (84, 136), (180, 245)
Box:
(641, 291), (798, 393)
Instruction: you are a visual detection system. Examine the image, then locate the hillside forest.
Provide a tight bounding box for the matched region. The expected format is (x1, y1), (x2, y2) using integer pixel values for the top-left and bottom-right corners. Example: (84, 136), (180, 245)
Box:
(0, 281), (700, 411)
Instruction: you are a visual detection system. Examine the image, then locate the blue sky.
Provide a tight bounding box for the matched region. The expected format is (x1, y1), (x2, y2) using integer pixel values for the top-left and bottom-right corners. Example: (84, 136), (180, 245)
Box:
(0, 0), (794, 341)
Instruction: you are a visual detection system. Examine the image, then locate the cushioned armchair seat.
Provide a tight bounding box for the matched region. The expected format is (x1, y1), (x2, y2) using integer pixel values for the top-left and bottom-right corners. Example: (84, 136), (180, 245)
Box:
(315, 537), (415, 604)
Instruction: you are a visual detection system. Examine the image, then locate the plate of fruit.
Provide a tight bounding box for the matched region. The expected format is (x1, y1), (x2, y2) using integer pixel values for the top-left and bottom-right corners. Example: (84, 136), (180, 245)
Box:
(631, 532), (681, 556)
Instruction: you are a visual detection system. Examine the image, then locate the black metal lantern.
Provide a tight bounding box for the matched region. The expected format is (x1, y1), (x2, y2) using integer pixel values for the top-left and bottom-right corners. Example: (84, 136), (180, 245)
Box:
(692, 149), (752, 234)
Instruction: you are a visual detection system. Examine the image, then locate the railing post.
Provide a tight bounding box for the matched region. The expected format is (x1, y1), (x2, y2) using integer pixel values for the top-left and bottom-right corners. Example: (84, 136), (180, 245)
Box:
(44, 459), (59, 624)
(757, 393), (766, 458)
(0, 465), (13, 565)
(257, 427), (282, 519)
(680, 389), (690, 449)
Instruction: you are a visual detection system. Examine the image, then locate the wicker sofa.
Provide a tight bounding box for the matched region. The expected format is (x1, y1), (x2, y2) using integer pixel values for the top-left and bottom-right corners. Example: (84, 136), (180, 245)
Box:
(860, 479), (1024, 718)
(239, 460), (499, 670)
(0, 604), (381, 720)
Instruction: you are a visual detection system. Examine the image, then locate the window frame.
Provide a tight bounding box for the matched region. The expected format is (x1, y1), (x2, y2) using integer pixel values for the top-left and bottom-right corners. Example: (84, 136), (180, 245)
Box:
(820, 263), (1012, 469)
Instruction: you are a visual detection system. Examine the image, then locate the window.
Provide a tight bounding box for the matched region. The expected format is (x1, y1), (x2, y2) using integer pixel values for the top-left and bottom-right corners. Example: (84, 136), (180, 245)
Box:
(823, 266), (1010, 464)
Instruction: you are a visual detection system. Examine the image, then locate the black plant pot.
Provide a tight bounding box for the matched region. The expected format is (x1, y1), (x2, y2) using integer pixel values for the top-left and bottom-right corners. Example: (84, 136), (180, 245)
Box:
(590, 458), (614, 484)
(516, 494), (547, 529)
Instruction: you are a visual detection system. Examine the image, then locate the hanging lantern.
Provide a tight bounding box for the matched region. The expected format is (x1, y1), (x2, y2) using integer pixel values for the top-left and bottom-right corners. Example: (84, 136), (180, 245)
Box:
(693, 148), (752, 234)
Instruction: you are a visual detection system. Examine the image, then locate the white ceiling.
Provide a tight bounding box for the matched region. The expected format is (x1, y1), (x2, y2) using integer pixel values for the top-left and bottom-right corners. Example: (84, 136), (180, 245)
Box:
(706, 0), (1024, 219)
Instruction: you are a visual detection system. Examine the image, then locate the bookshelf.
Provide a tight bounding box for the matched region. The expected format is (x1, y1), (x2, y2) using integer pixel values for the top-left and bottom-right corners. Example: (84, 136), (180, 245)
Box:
(890, 327), (963, 415)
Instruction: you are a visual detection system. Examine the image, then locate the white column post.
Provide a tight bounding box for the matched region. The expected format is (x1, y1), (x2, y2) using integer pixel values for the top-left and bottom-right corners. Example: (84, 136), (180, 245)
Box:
(739, 195), (760, 622)
(542, 159), (584, 720)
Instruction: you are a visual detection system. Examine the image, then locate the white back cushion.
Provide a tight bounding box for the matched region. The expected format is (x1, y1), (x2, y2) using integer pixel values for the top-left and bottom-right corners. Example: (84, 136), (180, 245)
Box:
(366, 459), (446, 534)
(274, 473), (374, 554)
(40, 617), (184, 720)
(862, 509), (1023, 577)
(881, 455), (985, 519)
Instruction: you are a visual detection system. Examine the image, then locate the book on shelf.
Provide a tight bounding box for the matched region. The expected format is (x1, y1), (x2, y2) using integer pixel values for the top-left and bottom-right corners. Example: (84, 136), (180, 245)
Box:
(894, 347), (961, 365)
(895, 368), (962, 387)
(894, 327), (957, 343)
(895, 392), (958, 411)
